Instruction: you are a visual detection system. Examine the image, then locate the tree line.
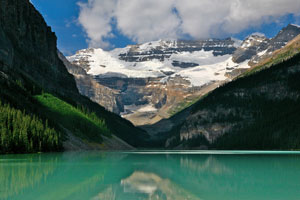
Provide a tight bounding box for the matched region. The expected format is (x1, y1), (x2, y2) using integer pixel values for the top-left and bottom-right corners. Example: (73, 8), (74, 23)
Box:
(0, 101), (62, 153)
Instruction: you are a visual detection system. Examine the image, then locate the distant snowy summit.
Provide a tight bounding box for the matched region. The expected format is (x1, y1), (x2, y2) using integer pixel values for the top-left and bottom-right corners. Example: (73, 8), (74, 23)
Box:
(66, 24), (300, 125)
(67, 24), (300, 86)
(67, 38), (245, 87)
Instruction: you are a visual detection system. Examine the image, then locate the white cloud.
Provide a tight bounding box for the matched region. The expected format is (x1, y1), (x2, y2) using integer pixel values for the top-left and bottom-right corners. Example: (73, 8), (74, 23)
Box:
(174, 0), (232, 38)
(77, 0), (117, 48)
(77, 0), (300, 48)
(115, 0), (180, 43)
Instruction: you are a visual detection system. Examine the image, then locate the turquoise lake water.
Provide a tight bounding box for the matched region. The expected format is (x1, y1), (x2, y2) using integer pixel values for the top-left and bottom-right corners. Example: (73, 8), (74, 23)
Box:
(1, 151), (300, 200)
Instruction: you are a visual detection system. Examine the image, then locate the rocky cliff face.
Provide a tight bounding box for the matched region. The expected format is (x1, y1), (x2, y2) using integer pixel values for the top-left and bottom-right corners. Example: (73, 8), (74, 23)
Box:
(232, 34), (270, 63)
(58, 52), (121, 113)
(67, 25), (300, 127)
(0, 0), (79, 96)
(233, 24), (300, 65)
(0, 0), (147, 150)
(118, 38), (238, 63)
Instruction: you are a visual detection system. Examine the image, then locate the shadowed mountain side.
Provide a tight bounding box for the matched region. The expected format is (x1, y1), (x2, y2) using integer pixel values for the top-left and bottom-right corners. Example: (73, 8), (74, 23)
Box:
(0, 0), (149, 152)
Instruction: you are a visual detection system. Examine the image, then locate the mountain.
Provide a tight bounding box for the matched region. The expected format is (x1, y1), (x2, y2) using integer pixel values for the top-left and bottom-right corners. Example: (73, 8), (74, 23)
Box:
(67, 25), (300, 126)
(0, 0), (148, 153)
(67, 39), (246, 126)
(233, 24), (300, 65)
(2, 0), (299, 153)
(164, 34), (300, 150)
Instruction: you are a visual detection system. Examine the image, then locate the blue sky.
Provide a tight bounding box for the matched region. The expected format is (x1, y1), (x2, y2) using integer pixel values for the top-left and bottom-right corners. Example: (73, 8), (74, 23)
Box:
(31, 0), (87, 55)
(31, 0), (134, 55)
(31, 0), (300, 56)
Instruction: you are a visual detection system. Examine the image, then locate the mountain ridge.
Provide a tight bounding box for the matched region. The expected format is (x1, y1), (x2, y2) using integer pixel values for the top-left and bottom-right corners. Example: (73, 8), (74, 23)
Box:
(66, 24), (300, 126)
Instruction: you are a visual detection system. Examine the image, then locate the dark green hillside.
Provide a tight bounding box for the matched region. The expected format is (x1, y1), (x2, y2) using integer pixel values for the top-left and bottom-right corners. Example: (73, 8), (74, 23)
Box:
(204, 53), (300, 150)
(35, 93), (110, 143)
(0, 0), (147, 153)
(166, 46), (300, 150)
(0, 101), (61, 153)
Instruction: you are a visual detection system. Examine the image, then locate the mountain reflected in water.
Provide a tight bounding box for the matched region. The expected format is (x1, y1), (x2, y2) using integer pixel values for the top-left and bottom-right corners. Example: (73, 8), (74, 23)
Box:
(120, 171), (200, 200)
(1, 151), (300, 200)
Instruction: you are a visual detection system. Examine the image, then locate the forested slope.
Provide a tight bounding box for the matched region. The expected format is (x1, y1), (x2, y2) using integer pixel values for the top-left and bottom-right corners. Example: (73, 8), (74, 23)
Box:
(166, 36), (300, 150)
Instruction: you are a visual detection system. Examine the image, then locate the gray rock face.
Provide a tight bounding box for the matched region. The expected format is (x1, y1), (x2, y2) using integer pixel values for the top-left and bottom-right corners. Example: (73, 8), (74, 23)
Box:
(93, 75), (205, 126)
(68, 48), (94, 72)
(233, 24), (300, 64)
(58, 51), (86, 75)
(268, 24), (300, 52)
(58, 52), (121, 113)
(0, 0), (79, 95)
(233, 34), (269, 63)
(119, 38), (238, 67)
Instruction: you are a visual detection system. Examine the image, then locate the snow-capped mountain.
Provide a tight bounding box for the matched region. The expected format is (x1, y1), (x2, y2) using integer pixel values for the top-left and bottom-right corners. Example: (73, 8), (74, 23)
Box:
(66, 24), (300, 126)
(233, 24), (300, 65)
(67, 38), (243, 85)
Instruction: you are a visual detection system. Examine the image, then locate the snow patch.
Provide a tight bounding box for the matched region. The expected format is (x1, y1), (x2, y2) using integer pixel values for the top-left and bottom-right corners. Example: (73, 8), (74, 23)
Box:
(257, 49), (268, 57)
(67, 39), (250, 88)
(121, 103), (158, 116)
(231, 37), (243, 48)
(291, 24), (300, 28)
(250, 32), (266, 37)
(170, 50), (230, 66)
(175, 57), (249, 87)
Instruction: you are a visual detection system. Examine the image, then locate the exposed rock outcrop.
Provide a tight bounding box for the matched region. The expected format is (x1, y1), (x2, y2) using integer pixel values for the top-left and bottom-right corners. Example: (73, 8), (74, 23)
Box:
(0, 0), (78, 95)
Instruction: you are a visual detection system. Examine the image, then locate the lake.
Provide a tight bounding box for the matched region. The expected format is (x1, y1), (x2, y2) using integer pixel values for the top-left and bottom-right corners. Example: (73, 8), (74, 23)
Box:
(1, 151), (300, 200)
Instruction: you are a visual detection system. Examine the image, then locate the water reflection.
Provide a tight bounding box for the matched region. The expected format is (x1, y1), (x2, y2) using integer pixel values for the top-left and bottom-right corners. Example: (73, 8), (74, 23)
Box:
(121, 171), (200, 200)
(92, 186), (116, 200)
(0, 154), (59, 200)
(1, 152), (300, 200)
(180, 155), (231, 174)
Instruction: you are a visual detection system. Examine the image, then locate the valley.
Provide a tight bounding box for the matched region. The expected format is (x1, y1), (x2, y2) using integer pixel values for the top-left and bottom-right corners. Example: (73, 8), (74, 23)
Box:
(1, 0), (300, 152)
(2, 1), (300, 199)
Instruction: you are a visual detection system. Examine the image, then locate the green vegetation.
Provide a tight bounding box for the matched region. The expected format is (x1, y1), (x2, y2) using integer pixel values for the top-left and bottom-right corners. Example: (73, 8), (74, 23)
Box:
(0, 68), (147, 153)
(214, 98), (300, 150)
(0, 101), (61, 153)
(168, 95), (205, 117)
(166, 47), (300, 150)
(0, 73), (111, 153)
(194, 52), (300, 150)
(0, 154), (59, 199)
(35, 93), (110, 143)
(244, 36), (300, 76)
(0, 0), (148, 154)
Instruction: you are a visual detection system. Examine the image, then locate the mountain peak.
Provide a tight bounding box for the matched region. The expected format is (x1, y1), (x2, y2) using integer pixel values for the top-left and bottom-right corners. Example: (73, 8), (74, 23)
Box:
(239, 33), (268, 50)
(267, 23), (300, 52)
(249, 32), (266, 38)
(287, 23), (300, 29)
(276, 24), (300, 36)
